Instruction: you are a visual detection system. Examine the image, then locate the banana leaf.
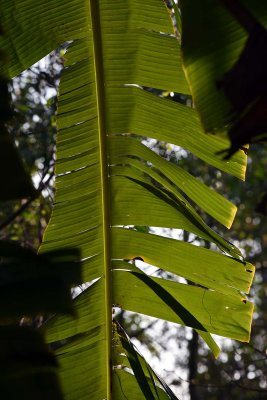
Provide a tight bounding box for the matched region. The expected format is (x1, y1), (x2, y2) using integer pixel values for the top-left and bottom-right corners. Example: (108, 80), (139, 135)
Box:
(0, 1), (254, 398)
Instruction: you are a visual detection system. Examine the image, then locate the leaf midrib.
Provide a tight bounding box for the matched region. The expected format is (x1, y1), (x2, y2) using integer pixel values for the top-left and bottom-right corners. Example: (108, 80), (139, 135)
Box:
(89, 2), (112, 399)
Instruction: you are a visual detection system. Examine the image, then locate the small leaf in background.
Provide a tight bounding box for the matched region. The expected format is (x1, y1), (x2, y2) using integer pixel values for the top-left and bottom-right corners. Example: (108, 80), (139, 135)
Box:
(0, 241), (82, 316)
(0, 26), (37, 201)
(0, 326), (63, 400)
(221, 95), (267, 159)
(218, 0), (267, 157)
(0, 136), (38, 200)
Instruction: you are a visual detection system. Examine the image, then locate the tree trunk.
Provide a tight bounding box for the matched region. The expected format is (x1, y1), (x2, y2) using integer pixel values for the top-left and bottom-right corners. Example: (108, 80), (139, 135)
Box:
(188, 329), (199, 400)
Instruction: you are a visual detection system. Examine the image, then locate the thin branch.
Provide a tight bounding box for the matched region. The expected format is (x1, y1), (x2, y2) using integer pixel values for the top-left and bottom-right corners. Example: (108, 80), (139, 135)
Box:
(165, 369), (267, 393)
(0, 167), (54, 231)
(233, 382), (267, 393)
(221, 0), (261, 34)
(219, 364), (267, 393)
(245, 343), (267, 358)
